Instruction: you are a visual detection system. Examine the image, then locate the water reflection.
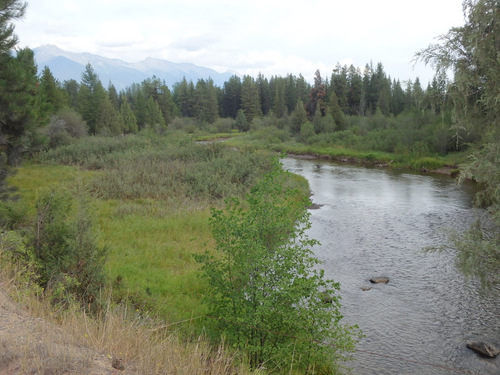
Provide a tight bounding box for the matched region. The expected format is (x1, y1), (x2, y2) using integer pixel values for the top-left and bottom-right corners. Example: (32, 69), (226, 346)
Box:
(282, 158), (500, 375)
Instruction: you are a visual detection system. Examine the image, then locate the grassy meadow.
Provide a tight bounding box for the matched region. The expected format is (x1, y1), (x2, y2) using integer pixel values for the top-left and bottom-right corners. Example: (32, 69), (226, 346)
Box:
(7, 131), (279, 324)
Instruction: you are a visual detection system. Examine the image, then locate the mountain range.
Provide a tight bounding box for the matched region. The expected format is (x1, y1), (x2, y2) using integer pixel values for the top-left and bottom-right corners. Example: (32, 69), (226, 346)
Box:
(33, 45), (236, 91)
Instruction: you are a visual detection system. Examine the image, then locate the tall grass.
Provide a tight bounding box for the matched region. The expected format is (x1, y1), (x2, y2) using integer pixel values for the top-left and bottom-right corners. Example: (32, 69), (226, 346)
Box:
(0, 260), (255, 375)
(10, 133), (275, 321)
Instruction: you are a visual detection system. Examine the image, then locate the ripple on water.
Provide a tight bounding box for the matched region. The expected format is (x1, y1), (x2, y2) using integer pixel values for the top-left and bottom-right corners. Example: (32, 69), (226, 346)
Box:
(282, 158), (500, 375)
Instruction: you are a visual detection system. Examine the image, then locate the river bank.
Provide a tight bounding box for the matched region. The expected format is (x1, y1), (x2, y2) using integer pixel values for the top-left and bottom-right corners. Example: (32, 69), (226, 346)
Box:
(285, 151), (460, 176)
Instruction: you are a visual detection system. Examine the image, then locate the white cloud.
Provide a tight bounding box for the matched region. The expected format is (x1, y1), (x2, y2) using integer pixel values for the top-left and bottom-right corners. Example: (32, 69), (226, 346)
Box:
(15, 0), (465, 83)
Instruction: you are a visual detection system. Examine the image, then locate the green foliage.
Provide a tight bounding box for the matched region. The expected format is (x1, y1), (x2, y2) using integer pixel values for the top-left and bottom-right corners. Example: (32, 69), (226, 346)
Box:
(0, 47), (38, 166)
(0, 44), (39, 200)
(0, 230), (43, 294)
(235, 109), (248, 132)
(193, 78), (219, 125)
(97, 95), (122, 135)
(30, 189), (108, 308)
(241, 75), (262, 123)
(196, 159), (358, 372)
(289, 99), (308, 135)
(0, 197), (28, 229)
(78, 63), (107, 135)
(119, 101), (138, 134)
(456, 142), (500, 289)
(449, 220), (500, 290)
(35, 66), (67, 125)
(299, 121), (315, 144)
(417, 0), (500, 290)
(38, 134), (272, 202)
(0, 0), (26, 53)
(212, 117), (234, 133)
(45, 107), (87, 148)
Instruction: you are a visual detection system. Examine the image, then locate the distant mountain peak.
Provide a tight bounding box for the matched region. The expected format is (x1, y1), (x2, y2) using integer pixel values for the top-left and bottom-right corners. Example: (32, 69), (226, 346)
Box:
(33, 45), (236, 90)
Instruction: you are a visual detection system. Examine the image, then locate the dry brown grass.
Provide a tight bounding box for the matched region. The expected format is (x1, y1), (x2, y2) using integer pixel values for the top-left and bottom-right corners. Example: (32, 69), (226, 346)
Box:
(0, 336), (94, 375)
(60, 303), (256, 375)
(0, 255), (257, 375)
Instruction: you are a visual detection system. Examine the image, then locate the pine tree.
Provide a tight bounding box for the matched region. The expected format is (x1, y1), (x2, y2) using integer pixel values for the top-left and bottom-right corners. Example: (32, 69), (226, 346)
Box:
(307, 70), (326, 118)
(331, 65), (348, 114)
(271, 78), (286, 118)
(97, 95), (122, 135)
(290, 99), (307, 135)
(63, 79), (79, 109)
(107, 82), (120, 110)
(78, 64), (106, 134)
(144, 96), (166, 128)
(240, 75), (262, 123)
(347, 65), (363, 115)
(328, 91), (345, 130)
(0, 0), (29, 200)
(193, 78), (218, 125)
(35, 66), (66, 125)
(257, 73), (271, 116)
(220, 75), (241, 118)
(173, 78), (194, 117)
(120, 101), (138, 133)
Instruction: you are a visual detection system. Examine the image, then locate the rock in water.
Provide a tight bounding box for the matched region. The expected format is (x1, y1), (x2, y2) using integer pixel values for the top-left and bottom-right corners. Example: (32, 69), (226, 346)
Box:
(466, 341), (500, 358)
(369, 276), (389, 284)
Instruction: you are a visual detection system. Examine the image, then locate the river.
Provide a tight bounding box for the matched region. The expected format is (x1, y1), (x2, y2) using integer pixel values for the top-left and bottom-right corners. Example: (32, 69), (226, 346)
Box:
(281, 157), (500, 375)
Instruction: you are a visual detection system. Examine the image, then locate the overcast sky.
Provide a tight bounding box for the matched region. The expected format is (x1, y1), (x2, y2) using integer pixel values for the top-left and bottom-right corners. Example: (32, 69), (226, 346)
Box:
(15, 0), (465, 84)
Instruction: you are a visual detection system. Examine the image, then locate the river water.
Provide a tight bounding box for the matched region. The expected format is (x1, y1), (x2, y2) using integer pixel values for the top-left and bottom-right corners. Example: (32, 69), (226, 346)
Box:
(281, 157), (500, 375)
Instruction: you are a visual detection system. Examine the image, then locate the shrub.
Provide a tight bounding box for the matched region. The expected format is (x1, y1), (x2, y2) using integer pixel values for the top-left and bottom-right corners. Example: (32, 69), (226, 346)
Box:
(30, 189), (108, 309)
(299, 121), (315, 144)
(213, 118), (235, 133)
(45, 107), (87, 148)
(196, 159), (359, 372)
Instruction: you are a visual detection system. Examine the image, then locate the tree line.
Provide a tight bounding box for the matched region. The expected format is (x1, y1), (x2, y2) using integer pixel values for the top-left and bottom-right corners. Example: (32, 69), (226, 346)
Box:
(37, 61), (451, 133)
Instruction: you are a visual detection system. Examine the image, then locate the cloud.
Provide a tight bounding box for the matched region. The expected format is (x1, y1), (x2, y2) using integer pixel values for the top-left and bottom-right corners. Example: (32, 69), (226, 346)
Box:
(15, 0), (465, 84)
(170, 35), (219, 52)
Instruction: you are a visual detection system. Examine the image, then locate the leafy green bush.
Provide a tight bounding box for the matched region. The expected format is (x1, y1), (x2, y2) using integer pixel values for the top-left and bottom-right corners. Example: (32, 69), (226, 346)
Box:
(196, 159), (359, 372)
(45, 107), (87, 148)
(212, 118), (235, 133)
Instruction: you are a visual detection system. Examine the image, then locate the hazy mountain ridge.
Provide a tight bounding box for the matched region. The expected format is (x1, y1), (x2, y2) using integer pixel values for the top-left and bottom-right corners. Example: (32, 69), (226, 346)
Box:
(33, 45), (235, 90)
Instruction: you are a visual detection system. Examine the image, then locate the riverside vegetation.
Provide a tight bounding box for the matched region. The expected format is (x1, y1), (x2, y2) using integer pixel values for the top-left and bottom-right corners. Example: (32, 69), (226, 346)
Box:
(1, 131), (358, 374)
(1, 0), (500, 373)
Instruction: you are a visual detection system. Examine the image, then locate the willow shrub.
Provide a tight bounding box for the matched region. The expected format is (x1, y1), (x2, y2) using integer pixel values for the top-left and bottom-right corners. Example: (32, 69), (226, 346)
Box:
(196, 159), (360, 373)
(36, 133), (273, 202)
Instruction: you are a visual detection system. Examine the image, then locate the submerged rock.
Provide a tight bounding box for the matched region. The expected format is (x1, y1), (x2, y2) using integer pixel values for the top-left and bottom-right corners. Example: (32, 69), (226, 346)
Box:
(361, 286), (372, 291)
(466, 341), (500, 358)
(369, 276), (390, 284)
(308, 203), (323, 210)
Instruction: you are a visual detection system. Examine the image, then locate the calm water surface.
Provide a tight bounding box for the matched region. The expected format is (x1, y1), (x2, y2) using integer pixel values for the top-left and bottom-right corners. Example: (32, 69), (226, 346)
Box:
(282, 157), (500, 375)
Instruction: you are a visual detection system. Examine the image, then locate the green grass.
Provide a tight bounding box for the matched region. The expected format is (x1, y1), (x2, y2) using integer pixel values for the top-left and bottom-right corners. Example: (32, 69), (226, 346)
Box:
(9, 163), (213, 322)
(8, 135), (278, 325)
(99, 200), (212, 321)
